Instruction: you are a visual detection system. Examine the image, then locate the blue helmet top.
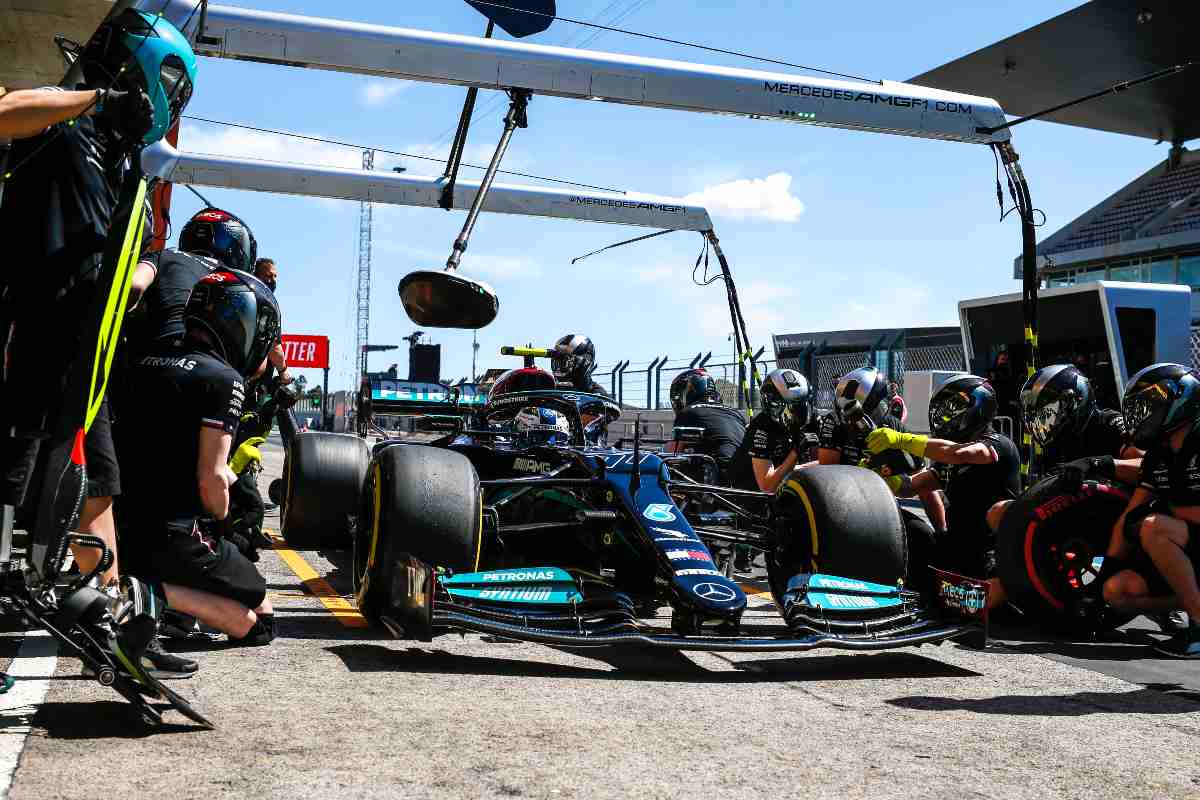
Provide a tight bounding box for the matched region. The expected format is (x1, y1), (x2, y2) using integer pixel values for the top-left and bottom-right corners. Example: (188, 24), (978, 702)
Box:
(84, 9), (197, 144)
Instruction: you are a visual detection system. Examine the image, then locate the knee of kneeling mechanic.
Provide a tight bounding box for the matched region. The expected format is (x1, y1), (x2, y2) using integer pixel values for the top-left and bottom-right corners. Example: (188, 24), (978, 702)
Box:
(1138, 514), (1169, 547)
(1102, 574), (1129, 605)
(986, 500), (1010, 532)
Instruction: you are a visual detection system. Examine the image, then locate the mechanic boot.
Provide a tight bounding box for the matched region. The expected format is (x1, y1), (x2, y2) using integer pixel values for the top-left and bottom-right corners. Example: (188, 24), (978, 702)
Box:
(1153, 610), (1189, 633)
(228, 613), (275, 647)
(143, 638), (199, 677)
(1153, 625), (1200, 659)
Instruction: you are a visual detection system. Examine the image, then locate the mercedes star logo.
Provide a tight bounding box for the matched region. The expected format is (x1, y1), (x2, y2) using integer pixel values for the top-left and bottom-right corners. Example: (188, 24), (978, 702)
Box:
(692, 582), (737, 602)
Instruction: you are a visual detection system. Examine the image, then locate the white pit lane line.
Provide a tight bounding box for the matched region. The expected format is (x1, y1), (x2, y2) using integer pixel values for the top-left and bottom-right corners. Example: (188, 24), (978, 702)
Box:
(0, 632), (57, 800)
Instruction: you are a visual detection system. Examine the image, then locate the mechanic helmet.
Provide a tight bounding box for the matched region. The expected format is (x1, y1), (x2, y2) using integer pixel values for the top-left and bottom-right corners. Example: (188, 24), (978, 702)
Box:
(1121, 363), (1200, 448)
(761, 368), (811, 437)
(929, 375), (997, 443)
(834, 367), (891, 427)
(551, 334), (596, 388)
(79, 9), (197, 144)
(670, 368), (722, 413)
(1020, 364), (1096, 448)
(487, 367), (556, 404)
(184, 270), (281, 378)
(179, 208), (258, 272)
(513, 406), (571, 448)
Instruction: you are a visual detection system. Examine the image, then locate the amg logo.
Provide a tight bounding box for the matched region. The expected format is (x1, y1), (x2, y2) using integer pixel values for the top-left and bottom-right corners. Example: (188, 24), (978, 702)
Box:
(481, 570), (557, 582)
(513, 458), (554, 474)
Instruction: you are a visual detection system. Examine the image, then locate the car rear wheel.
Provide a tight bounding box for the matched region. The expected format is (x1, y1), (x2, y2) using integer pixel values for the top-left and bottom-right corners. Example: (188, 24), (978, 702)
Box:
(281, 433), (370, 549)
(768, 465), (908, 602)
(354, 445), (483, 624)
(995, 475), (1133, 633)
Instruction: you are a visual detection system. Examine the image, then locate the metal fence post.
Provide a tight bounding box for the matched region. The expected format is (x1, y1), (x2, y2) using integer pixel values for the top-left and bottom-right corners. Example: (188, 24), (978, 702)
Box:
(616, 360), (630, 405)
(654, 354), (670, 409)
(688, 352), (702, 369)
(699, 351), (712, 368)
(646, 357), (662, 409)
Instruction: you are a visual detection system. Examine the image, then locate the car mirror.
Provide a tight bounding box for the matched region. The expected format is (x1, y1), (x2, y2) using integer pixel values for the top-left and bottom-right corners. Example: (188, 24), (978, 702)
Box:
(398, 270), (498, 329)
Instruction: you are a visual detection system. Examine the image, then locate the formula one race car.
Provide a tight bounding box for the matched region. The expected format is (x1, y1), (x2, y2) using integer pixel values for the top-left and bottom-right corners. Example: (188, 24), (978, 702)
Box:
(284, 358), (988, 652)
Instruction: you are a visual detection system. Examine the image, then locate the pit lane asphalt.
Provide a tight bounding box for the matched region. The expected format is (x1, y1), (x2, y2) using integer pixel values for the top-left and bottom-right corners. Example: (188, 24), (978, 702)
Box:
(6, 435), (1200, 799)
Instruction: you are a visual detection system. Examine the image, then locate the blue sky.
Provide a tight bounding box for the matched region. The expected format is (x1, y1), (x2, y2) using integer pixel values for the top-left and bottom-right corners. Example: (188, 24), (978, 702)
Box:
(166, 0), (1173, 390)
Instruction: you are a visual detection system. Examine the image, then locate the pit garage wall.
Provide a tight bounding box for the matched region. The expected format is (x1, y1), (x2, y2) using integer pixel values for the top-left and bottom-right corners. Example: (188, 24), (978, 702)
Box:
(0, 1), (113, 90)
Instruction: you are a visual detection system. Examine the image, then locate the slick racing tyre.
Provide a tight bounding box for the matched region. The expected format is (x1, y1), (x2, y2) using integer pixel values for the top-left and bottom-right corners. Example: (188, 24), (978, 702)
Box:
(354, 445), (483, 624)
(770, 465), (907, 602)
(996, 475), (1132, 633)
(281, 433), (370, 549)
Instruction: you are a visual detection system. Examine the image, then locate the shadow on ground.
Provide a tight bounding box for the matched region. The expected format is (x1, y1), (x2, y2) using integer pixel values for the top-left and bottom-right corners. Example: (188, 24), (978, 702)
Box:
(22, 701), (206, 739)
(328, 643), (979, 683)
(888, 686), (1200, 716)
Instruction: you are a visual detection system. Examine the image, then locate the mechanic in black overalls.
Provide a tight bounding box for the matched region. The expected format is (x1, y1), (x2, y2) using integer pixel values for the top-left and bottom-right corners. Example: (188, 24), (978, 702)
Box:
(1102, 364), (1200, 658)
(729, 369), (813, 493)
(115, 270), (280, 646)
(866, 375), (1021, 602)
(551, 334), (609, 397)
(0, 10), (194, 591)
(986, 364), (1142, 533)
(667, 368), (746, 485)
(819, 367), (947, 532)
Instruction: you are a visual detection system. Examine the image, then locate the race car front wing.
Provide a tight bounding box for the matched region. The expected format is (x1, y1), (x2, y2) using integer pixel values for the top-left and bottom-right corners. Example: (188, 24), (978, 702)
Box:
(371, 555), (986, 652)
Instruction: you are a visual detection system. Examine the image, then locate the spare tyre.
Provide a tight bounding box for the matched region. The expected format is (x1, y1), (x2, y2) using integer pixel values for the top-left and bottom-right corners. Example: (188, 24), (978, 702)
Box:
(995, 475), (1131, 633)
(281, 433), (370, 549)
(354, 445), (483, 624)
(769, 465), (907, 603)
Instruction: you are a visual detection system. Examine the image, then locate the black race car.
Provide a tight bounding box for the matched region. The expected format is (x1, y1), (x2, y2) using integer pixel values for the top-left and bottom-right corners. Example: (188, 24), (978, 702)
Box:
(282, 360), (986, 652)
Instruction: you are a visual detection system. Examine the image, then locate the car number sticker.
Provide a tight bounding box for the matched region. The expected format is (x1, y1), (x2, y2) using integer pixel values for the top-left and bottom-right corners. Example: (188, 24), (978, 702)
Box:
(642, 503), (676, 523)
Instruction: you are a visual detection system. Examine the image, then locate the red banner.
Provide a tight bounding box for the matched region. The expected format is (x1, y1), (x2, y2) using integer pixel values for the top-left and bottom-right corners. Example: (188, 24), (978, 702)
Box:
(281, 334), (330, 369)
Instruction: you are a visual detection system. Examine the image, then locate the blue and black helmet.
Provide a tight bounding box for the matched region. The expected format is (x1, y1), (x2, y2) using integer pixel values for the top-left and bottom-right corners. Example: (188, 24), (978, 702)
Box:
(81, 9), (197, 144)
(1122, 363), (1200, 448)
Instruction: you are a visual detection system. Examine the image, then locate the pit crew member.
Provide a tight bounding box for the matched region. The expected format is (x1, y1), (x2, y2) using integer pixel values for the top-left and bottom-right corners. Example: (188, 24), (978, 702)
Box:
(0, 10), (195, 588)
(987, 364), (1142, 532)
(1102, 363), (1200, 658)
(667, 368), (746, 484)
(866, 375), (1021, 603)
(822, 367), (946, 532)
(729, 369), (812, 493)
(115, 271), (279, 645)
(551, 334), (608, 397)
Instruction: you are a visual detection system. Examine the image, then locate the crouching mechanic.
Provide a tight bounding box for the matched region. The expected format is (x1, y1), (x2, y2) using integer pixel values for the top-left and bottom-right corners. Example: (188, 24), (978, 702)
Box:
(115, 271), (279, 645)
(987, 364), (1142, 532)
(667, 369), (746, 484)
(866, 375), (1021, 603)
(729, 369), (813, 493)
(1102, 363), (1200, 658)
(822, 367), (946, 532)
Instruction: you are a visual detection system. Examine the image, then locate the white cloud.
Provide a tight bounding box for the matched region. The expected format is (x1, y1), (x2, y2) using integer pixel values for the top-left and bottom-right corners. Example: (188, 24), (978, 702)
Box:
(360, 80), (410, 107)
(683, 172), (805, 223)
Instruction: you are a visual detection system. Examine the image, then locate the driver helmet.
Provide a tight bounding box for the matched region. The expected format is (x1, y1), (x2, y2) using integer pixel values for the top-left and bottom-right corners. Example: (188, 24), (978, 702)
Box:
(551, 334), (596, 388)
(834, 367), (892, 427)
(1122, 362), (1200, 448)
(80, 9), (197, 144)
(180, 208), (258, 272)
(761, 368), (811, 437)
(184, 270), (281, 379)
(487, 367), (556, 403)
(929, 375), (996, 443)
(669, 368), (721, 413)
(514, 406), (571, 448)
(1020, 364), (1095, 448)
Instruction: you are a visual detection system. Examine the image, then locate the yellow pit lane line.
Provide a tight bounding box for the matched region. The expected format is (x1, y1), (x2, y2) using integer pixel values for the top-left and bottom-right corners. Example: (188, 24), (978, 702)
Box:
(268, 531), (368, 629)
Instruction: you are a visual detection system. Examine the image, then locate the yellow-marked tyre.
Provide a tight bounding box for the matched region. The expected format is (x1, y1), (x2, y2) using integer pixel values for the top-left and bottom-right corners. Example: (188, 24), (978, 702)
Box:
(769, 465), (907, 603)
(353, 445), (483, 624)
(281, 433), (370, 549)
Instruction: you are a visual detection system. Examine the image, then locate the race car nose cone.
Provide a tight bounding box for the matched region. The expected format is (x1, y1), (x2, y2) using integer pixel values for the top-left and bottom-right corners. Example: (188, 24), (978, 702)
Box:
(399, 269), (499, 329)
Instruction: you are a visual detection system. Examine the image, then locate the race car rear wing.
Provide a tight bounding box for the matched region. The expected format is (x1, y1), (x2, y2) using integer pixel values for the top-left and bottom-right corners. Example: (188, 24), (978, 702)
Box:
(155, 2), (1010, 145)
(140, 141), (714, 231)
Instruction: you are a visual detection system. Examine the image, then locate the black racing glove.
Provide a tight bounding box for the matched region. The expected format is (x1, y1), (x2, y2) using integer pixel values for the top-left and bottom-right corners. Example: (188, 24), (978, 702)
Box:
(1058, 455), (1116, 492)
(211, 514), (260, 563)
(95, 87), (154, 142)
